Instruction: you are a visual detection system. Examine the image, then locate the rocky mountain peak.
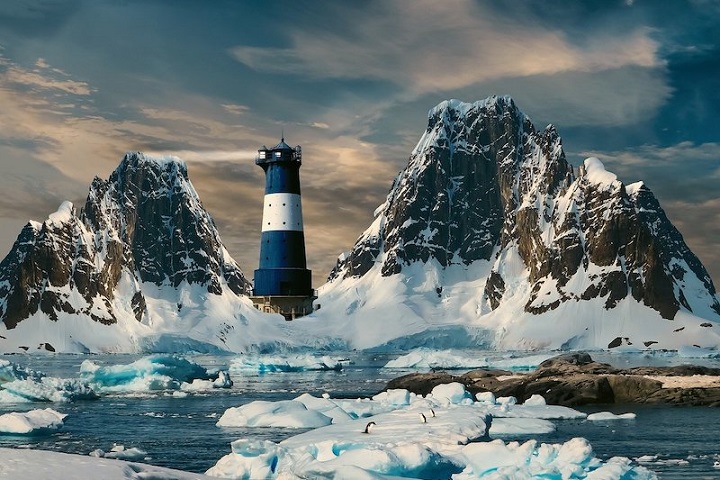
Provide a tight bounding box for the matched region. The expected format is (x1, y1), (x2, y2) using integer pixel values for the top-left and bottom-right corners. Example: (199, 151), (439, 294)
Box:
(0, 152), (250, 332)
(329, 96), (720, 323)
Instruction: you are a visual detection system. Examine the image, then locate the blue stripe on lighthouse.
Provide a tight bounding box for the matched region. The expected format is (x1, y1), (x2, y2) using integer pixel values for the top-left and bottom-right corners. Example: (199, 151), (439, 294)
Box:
(263, 163), (301, 195)
(258, 231), (308, 269)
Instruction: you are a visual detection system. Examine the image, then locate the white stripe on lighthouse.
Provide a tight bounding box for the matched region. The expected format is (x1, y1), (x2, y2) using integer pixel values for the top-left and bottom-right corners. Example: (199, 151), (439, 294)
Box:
(261, 193), (304, 232)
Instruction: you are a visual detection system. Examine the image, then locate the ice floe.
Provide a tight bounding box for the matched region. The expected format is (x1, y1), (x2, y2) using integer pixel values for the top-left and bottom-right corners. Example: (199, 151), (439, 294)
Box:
(587, 411), (637, 421)
(383, 348), (554, 371)
(228, 353), (348, 374)
(210, 384), (655, 478)
(0, 355), (232, 402)
(89, 443), (149, 461)
(0, 408), (66, 435)
(0, 447), (212, 479)
(80, 354), (231, 393)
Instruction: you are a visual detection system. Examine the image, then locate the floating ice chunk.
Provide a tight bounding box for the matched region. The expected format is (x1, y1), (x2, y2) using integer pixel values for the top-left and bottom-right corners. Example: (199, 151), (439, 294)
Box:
(0, 408), (66, 435)
(490, 403), (587, 420)
(0, 360), (90, 403)
(213, 370), (233, 388)
(207, 439), (283, 479)
(80, 354), (227, 393)
(229, 354), (346, 374)
(217, 400), (333, 429)
(429, 383), (472, 405)
(294, 393), (354, 423)
(0, 359), (43, 383)
(587, 411), (637, 421)
(382, 348), (553, 371)
(0, 377), (97, 402)
(475, 391), (496, 404)
(458, 437), (656, 479)
(371, 389), (411, 407)
(524, 394), (546, 406)
(490, 417), (556, 436)
(303, 442), (462, 479)
(89, 444), (148, 461)
(496, 395), (517, 406)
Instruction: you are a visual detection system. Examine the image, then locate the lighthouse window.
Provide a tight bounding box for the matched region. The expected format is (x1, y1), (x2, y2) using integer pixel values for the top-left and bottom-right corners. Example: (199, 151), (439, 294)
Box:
(274, 152), (281, 158)
(282, 221), (286, 225)
(282, 203), (286, 206)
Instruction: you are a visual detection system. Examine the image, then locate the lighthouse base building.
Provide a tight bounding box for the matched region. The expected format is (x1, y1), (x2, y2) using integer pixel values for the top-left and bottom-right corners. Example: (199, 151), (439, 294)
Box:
(249, 138), (317, 320)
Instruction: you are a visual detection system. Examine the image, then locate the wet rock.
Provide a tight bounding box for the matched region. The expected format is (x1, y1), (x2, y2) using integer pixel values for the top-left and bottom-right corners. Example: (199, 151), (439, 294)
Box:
(383, 352), (720, 407)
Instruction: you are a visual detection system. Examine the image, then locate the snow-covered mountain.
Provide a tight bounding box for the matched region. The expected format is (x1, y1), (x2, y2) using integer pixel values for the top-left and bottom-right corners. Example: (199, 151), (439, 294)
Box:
(317, 96), (720, 350)
(2, 99), (718, 353)
(0, 153), (316, 353)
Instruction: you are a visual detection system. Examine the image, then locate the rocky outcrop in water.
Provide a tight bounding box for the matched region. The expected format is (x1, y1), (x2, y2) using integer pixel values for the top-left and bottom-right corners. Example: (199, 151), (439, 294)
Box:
(385, 352), (720, 407)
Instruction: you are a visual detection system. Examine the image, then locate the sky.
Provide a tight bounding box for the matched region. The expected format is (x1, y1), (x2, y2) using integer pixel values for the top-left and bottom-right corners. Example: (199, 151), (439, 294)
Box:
(0, 0), (718, 288)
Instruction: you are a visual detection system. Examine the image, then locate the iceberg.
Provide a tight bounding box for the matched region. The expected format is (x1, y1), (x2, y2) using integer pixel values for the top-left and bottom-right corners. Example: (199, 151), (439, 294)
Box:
(229, 354), (347, 374)
(80, 354), (231, 393)
(0, 408), (66, 435)
(217, 400), (333, 429)
(0, 377), (97, 403)
(383, 348), (554, 371)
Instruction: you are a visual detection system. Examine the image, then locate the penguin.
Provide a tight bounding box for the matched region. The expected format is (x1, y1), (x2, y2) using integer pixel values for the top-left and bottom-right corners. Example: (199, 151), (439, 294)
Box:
(419, 413), (427, 423)
(430, 409), (436, 418)
(362, 421), (376, 434)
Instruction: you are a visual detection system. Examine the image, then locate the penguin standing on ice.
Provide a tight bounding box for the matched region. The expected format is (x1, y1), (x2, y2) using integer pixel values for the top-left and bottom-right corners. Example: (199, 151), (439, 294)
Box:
(419, 413), (427, 423)
(430, 409), (436, 418)
(362, 421), (376, 434)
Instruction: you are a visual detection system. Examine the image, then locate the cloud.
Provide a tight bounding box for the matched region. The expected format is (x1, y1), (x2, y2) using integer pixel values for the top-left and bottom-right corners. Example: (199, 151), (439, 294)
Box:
(229, 2), (663, 98)
(221, 103), (250, 115)
(4, 66), (93, 95)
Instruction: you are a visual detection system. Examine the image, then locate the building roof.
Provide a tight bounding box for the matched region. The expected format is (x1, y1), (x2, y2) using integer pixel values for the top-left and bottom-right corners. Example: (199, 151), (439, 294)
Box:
(272, 138), (293, 151)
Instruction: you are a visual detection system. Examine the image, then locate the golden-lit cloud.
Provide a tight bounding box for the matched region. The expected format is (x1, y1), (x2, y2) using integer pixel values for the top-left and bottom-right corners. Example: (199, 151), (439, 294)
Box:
(230, 2), (663, 97)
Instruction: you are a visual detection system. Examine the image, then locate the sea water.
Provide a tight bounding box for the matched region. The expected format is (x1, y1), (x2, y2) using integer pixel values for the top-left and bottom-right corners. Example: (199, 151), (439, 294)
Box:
(0, 352), (718, 479)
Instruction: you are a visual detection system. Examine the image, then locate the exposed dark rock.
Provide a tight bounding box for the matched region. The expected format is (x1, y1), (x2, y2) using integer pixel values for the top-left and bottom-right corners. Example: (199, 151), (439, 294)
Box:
(385, 372), (459, 396)
(0, 153), (251, 331)
(328, 95), (720, 325)
(383, 352), (720, 407)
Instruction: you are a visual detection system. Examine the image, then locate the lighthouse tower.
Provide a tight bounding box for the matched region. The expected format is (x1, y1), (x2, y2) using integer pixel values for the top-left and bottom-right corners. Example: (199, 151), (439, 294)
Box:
(250, 138), (316, 319)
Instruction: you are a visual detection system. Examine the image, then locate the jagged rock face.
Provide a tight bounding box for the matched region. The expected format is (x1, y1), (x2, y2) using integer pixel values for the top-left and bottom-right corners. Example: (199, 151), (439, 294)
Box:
(0, 153), (250, 330)
(330, 96), (720, 321)
(330, 96), (572, 277)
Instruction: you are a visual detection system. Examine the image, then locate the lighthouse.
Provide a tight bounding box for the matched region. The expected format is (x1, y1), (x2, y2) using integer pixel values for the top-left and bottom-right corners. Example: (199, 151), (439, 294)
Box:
(250, 137), (316, 319)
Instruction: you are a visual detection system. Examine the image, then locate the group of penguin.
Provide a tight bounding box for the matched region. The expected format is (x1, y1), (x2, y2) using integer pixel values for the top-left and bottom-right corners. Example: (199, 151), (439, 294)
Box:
(362, 409), (436, 434)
